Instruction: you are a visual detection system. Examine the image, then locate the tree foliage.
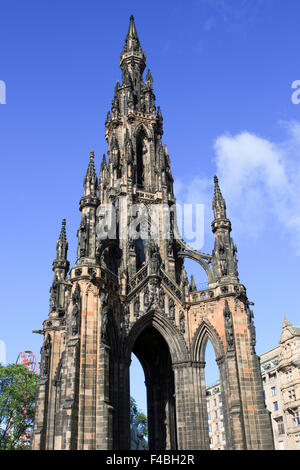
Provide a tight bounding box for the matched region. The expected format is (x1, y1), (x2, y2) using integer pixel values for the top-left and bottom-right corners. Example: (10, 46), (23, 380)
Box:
(130, 396), (148, 437)
(0, 364), (38, 450)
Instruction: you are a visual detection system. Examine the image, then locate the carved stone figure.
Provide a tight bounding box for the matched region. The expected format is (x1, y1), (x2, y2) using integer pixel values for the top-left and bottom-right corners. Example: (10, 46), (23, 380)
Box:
(224, 300), (234, 351)
(134, 297), (140, 317)
(71, 283), (81, 336)
(179, 312), (185, 334)
(41, 335), (51, 378)
(77, 217), (88, 258)
(169, 297), (175, 320)
(100, 289), (109, 341)
(49, 276), (59, 313)
(149, 243), (161, 275)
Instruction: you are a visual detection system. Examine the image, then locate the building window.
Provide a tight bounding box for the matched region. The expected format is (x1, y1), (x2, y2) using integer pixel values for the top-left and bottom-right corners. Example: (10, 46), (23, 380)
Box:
(286, 370), (293, 382)
(276, 418), (285, 435)
(214, 399), (217, 407)
(207, 412), (210, 421)
(269, 372), (276, 382)
(295, 435), (300, 450)
(288, 389), (296, 401)
(216, 422), (219, 431)
(274, 401), (279, 411)
(278, 441), (284, 450)
(292, 410), (300, 426)
(271, 386), (276, 396)
(215, 410), (218, 419)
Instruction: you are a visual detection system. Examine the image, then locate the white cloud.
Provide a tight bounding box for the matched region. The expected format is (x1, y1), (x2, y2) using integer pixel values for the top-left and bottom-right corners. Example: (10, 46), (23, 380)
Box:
(175, 121), (300, 254)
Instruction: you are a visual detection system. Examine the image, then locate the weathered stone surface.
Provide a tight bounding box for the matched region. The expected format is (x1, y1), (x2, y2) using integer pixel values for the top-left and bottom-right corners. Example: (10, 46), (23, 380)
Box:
(31, 16), (274, 451)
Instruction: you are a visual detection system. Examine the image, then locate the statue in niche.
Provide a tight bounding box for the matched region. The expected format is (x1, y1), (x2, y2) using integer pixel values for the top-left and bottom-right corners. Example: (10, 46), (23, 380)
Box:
(100, 289), (109, 341)
(136, 133), (148, 188)
(77, 217), (88, 258)
(169, 298), (175, 321)
(71, 284), (81, 336)
(149, 243), (161, 276)
(144, 287), (150, 308)
(224, 300), (234, 350)
(158, 287), (165, 309)
(134, 297), (140, 318)
(123, 305), (130, 329)
(49, 275), (59, 313)
(179, 312), (185, 334)
(41, 335), (51, 378)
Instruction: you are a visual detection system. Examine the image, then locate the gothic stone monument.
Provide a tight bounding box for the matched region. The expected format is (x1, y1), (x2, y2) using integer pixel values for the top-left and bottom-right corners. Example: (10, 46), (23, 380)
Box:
(32, 16), (274, 450)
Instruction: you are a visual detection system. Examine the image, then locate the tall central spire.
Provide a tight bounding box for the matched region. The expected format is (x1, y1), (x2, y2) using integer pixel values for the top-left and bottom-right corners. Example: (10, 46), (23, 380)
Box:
(121, 14), (143, 55)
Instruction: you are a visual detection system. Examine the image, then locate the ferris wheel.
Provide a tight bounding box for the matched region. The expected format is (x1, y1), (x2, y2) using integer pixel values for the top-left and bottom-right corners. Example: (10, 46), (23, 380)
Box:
(16, 350), (38, 375)
(16, 350), (38, 447)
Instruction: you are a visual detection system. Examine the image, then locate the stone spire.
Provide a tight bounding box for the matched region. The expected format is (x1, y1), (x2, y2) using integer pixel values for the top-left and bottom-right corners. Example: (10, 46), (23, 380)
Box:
(212, 175), (227, 220)
(121, 14), (144, 58)
(56, 219), (68, 261)
(282, 314), (292, 329)
(84, 150), (98, 197)
(52, 219), (69, 279)
(211, 176), (239, 283)
(189, 275), (197, 292)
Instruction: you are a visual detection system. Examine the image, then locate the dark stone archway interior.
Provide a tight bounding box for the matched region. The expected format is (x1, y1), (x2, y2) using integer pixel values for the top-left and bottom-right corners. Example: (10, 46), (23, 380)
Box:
(132, 326), (177, 450)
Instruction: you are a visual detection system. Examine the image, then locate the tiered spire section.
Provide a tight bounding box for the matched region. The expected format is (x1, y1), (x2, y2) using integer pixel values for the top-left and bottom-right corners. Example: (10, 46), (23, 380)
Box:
(53, 219), (69, 279)
(212, 175), (227, 219)
(211, 176), (239, 283)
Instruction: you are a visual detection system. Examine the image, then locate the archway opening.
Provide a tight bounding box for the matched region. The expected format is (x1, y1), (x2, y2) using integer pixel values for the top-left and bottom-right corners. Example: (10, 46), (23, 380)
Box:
(204, 339), (226, 450)
(129, 353), (148, 450)
(136, 130), (147, 189)
(131, 326), (177, 450)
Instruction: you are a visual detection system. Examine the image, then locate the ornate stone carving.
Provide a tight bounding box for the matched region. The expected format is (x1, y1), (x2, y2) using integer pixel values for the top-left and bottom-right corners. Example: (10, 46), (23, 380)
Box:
(179, 312), (185, 334)
(168, 297), (175, 321)
(77, 216), (88, 258)
(71, 283), (81, 336)
(100, 289), (109, 341)
(49, 276), (59, 313)
(224, 300), (234, 351)
(41, 335), (51, 378)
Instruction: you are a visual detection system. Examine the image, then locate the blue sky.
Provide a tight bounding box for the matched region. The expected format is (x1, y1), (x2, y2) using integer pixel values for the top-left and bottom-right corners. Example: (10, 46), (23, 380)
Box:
(1, 0), (300, 414)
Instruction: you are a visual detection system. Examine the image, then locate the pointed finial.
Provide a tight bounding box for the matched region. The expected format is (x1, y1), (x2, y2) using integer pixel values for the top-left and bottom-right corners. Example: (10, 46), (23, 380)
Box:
(122, 14), (143, 55)
(213, 175), (226, 219)
(282, 315), (292, 329)
(189, 275), (197, 292)
(56, 218), (68, 260)
(84, 150), (97, 196)
(58, 218), (67, 244)
(146, 69), (153, 88)
(101, 153), (107, 171)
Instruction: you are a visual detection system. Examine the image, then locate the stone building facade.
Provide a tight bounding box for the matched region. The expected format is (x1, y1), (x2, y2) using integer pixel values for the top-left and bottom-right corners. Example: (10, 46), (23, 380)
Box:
(260, 317), (300, 450)
(206, 317), (300, 450)
(206, 382), (226, 450)
(31, 16), (274, 450)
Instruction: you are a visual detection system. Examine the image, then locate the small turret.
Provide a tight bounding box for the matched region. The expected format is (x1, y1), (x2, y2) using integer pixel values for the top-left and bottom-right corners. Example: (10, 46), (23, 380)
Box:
(52, 219), (70, 280)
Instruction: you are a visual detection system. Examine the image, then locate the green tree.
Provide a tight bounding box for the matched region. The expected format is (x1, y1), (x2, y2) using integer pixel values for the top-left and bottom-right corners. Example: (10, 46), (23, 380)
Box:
(0, 364), (39, 450)
(130, 396), (148, 437)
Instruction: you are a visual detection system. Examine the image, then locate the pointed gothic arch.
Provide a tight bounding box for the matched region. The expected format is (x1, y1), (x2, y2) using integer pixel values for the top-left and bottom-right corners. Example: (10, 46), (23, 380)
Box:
(191, 320), (225, 363)
(124, 310), (185, 450)
(124, 309), (189, 364)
